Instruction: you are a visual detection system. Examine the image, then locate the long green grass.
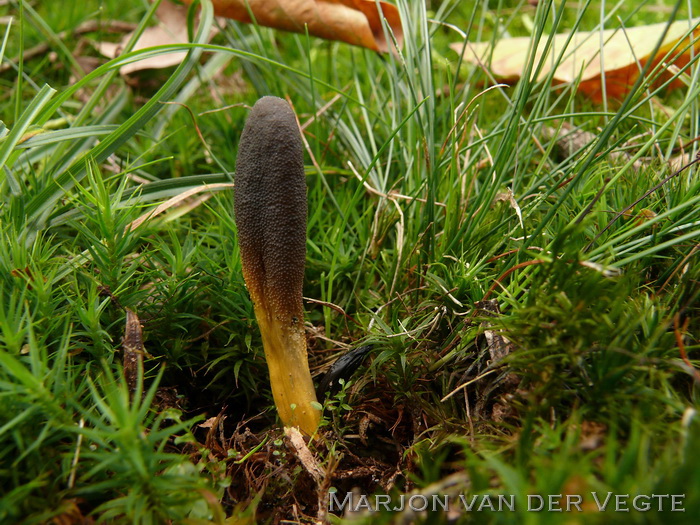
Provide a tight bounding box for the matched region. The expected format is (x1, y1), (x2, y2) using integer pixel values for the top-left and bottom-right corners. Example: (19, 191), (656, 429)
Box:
(1, 0), (699, 522)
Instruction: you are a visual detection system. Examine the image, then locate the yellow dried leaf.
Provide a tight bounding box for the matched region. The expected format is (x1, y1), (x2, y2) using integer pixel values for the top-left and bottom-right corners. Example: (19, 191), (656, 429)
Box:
(451, 19), (700, 101)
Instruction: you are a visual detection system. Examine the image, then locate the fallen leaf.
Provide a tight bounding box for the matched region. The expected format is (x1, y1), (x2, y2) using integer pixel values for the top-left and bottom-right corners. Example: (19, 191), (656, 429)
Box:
(198, 416), (219, 428)
(451, 18), (700, 101)
(183, 0), (403, 53)
(96, 0), (216, 75)
(540, 121), (645, 169)
(122, 308), (145, 392)
(42, 498), (94, 525)
(475, 299), (514, 364)
(493, 188), (523, 230)
(578, 420), (607, 451)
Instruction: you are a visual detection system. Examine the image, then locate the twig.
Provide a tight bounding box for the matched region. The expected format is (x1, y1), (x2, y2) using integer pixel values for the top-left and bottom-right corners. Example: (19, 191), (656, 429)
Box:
(122, 308), (145, 393)
(674, 313), (700, 384)
(284, 427), (323, 483)
(575, 177), (611, 225)
(586, 151), (700, 250)
(0, 20), (137, 74)
(348, 160), (447, 208)
(441, 369), (498, 402)
(481, 259), (545, 301)
(125, 182), (234, 232)
(658, 244), (699, 294)
(464, 388), (474, 442)
(67, 418), (85, 490)
(303, 296), (363, 328)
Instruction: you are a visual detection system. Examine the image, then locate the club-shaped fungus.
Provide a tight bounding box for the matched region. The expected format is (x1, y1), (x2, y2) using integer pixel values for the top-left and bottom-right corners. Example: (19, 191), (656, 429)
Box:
(234, 96), (321, 436)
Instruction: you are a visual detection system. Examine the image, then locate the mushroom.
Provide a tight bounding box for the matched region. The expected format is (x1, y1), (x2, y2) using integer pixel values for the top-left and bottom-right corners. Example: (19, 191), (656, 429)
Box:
(234, 96), (321, 435)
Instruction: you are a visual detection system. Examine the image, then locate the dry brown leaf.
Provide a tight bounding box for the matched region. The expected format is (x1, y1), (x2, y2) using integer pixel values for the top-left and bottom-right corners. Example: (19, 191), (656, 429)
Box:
(198, 416), (219, 428)
(493, 188), (523, 229)
(96, 0), (216, 75)
(540, 122), (645, 169)
(578, 420), (607, 451)
(42, 498), (93, 525)
(183, 0), (403, 53)
(475, 299), (515, 365)
(122, 308), (145, 392)
(451, 19), (700, 101)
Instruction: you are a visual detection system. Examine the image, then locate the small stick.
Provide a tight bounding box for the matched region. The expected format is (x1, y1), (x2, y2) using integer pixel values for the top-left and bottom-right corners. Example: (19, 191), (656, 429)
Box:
(586, 151), (700, 250)
(0, 20), (136, 74)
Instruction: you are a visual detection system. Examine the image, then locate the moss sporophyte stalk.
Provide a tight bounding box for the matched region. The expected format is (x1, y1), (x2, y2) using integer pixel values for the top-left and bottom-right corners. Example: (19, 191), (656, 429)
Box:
(234, 96), (321, 436)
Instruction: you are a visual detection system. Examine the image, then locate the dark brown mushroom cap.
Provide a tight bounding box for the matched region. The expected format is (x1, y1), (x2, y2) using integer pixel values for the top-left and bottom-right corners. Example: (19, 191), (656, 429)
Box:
(234, 96), (307, 322)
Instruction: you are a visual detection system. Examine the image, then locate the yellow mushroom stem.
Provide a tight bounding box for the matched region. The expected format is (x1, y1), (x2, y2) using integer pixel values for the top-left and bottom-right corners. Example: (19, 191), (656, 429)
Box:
(252, 296), (319, 434)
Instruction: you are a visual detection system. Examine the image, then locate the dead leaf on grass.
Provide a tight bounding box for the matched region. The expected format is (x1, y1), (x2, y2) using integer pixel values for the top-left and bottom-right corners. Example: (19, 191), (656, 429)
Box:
(540, 122), (645, 169)
(199, 416), (220, 429)
(475, 299), (515, 365)
(95, 0), (217, 75)
(494, 188), (523, 230)
(183, 0), (403, 53)
(43, 498), (94, 525)
(122, 308), (145, 392)
(451, 18), (700, 101)
(578, 420), (607, 451)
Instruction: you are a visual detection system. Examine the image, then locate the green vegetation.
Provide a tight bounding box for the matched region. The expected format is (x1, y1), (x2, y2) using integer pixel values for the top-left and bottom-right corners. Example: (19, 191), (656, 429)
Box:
(1, 0), (699, 523)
